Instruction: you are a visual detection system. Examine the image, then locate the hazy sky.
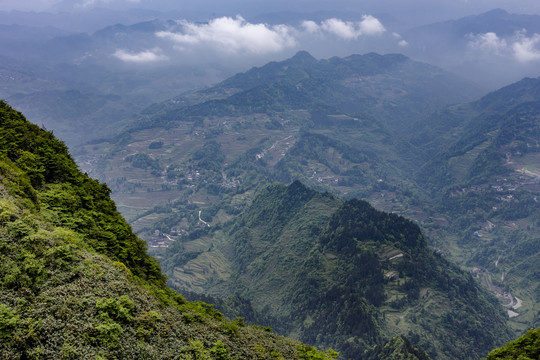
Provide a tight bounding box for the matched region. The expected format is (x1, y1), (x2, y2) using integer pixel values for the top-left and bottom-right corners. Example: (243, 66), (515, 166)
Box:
(2, 0), (540, 23)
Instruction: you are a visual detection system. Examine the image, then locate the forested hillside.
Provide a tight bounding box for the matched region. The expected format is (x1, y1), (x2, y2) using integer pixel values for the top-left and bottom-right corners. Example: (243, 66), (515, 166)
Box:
(0, 100), (337, 359)
(414, 78), (540, 332)
(75, 53), (540, 346)
(484, 327), (540, 360)
(164, 181), (512, 359)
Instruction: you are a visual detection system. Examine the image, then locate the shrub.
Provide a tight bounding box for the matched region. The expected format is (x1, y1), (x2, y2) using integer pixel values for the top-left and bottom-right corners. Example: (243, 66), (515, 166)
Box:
(0, 304), (20, 339)
(96, 295), (134, 323)
(95, 318), (124, 348)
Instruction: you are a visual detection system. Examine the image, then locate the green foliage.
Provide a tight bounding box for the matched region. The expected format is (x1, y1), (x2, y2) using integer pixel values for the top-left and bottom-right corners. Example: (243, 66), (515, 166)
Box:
(0, 304), (20, 339)
(485, 328), (540, 360)
(46, 243), (78, 268)
(297, 345), (339, 360)
(184, 339), (211, 360)
(125, 153), (160, 170)
(210, 340), (229, 360)
(0, 101), (335, 360)
(364, 336), (431, 360)
(94, 318), (124, 348)
(0, 100), (165, 285)
(96, 295), (135, 323)
(136, 310), (161, 340)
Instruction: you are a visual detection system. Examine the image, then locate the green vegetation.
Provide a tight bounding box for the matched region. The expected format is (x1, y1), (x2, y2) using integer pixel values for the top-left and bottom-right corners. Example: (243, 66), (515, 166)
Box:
(165, 181), (512, 359)
(364, 336), (430, 360)
(0, 100), (337, 359)
(485, 327), (540, 360)
(413, 79), (540, 332)
(74, 50), (540, 357)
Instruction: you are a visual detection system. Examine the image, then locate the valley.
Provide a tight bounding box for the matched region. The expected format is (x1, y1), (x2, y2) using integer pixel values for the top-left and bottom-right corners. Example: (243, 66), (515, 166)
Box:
(2, 3), (540, 358)
(73, 51), (540, 358)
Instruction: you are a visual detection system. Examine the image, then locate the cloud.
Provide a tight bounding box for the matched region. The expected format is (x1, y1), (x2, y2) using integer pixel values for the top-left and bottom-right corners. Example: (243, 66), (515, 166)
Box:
(156, 16), (296, 55)
(302, 15), (386, 40)
(301, 20), (320, 34)
(113, 48), (168, 63)
(156, 15), (387, 56)
(398, 40), (409, 47)
(512, 32), (540, 62)
(75, 0), (139, 8)
(392, 32), (408, 47)
(468, 31), (540, 62)
(468, 32), (507, 54)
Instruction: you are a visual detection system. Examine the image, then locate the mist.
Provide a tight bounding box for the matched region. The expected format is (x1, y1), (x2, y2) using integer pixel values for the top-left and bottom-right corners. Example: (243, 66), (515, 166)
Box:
(1, 0), (539, 146)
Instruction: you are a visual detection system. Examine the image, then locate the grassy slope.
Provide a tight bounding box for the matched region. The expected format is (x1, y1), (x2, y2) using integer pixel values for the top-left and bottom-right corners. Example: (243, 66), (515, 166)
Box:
(0, 100), (337, 359)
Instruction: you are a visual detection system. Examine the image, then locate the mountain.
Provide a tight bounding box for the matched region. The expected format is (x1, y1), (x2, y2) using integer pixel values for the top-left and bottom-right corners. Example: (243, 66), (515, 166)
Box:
(416, 77), (540, 190)
(78, 51), (481, 243)
(0, 19), (233, 147)
(406, 9), (540, 47)
(0, 8), (171, 33)
(402, 9), (540, 89)
(0, 100), (338, 359)
(364, 336), (431, 360)
(410, 77), (540, 333)
(484, 327), (540, 360)
(162, 180), (512, 359)
(76, 51), (540, 339)
(137, 50), (482, 133)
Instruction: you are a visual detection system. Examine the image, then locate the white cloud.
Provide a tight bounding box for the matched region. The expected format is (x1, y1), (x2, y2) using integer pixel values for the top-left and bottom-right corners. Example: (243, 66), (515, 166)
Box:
(398, 40), (409, 47)
(113, 48), (168, 63)
(156, 16), (296, 55)
(76, 0), (139, 8)
(357, 15), (386, 36)
(154, 15), (389, 59)
(306, 16), (386, 40)
(468, 31), (540, 62)
(301, 20), (320, 34)
(468, 32), (507, 54)
(512, 32), (540, 62)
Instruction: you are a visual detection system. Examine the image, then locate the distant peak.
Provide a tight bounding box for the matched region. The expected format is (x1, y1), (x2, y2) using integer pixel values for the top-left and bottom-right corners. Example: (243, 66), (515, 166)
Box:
(485, 8), (509, 15)
(289, 51), (317, 64)
(480, 8), (510, 18)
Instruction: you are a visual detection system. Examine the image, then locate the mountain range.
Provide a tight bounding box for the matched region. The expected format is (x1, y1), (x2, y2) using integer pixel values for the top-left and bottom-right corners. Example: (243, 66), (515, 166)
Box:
(0, 99), (524, 359)
(1, 8), (540, 148)
(75, 49), (540, 351)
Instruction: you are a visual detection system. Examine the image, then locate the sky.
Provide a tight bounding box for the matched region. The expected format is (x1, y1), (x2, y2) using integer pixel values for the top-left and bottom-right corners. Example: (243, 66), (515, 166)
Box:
(2, 0), (540, 21)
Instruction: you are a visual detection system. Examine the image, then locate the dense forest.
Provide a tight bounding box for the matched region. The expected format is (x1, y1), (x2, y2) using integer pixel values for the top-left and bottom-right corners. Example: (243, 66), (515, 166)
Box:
(163, 181), (513, 359)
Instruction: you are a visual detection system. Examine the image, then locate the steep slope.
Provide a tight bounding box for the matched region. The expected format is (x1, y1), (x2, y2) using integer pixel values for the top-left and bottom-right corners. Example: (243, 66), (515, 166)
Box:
(0, 100), (337, 359)
(364, 336), (431, 360)
(411, 78), (540, 332)
(164, 181), (512, 360)
(484, 327), (540, 360)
